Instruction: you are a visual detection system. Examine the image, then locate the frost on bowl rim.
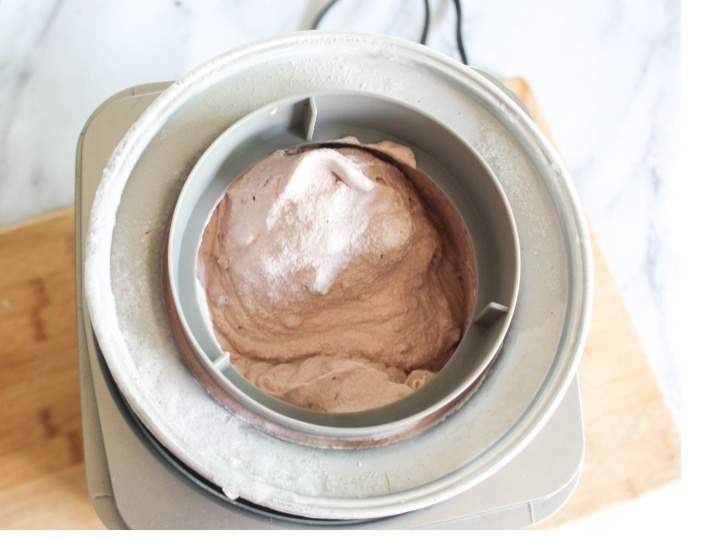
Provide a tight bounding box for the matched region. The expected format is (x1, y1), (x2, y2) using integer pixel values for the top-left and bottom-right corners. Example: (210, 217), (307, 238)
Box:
(83, 32), (593, 520)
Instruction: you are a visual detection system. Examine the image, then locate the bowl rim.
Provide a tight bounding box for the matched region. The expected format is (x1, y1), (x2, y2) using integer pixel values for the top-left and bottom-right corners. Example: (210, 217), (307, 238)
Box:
(165, 89), (521, 444)
(84, 31), (593, 520)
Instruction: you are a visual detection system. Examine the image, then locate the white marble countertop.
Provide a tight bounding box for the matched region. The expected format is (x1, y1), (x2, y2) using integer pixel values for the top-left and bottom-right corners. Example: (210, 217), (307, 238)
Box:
(0, 0), (681, 529)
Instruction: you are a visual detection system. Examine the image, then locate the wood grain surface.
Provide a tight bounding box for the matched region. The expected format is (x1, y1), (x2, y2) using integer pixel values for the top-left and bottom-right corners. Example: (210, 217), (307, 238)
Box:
(0, 79), (680, 530)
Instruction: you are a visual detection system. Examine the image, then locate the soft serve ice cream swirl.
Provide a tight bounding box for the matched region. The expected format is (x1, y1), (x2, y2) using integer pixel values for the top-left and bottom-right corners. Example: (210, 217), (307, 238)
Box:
(197, 139), (472, 413)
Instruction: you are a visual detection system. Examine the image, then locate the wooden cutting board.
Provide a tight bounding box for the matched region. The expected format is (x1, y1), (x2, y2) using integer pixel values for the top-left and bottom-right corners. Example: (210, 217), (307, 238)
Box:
(0, 79), (680, 529)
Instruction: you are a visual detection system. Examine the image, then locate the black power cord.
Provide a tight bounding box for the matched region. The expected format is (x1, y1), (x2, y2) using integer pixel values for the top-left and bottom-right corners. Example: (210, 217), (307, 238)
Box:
(451, 0), (468, 65)
(311, 0), (430, 45)
(311, 0), (467, 63)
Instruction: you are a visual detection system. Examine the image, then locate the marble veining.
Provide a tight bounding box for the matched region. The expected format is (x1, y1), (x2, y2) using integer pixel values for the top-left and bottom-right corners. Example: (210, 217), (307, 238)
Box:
(0, 0), (680, 526)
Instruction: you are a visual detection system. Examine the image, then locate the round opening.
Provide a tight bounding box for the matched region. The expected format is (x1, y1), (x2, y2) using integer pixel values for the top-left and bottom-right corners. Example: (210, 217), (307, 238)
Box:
(166, 92), (520, 447)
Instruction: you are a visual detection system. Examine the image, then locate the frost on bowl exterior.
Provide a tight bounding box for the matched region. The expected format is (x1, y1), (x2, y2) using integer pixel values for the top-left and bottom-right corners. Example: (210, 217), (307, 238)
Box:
(85, 32), (591, 520)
